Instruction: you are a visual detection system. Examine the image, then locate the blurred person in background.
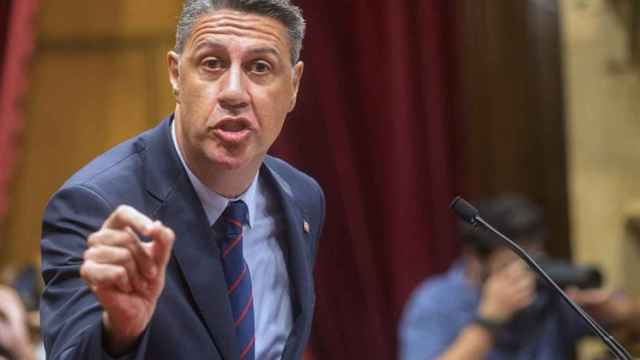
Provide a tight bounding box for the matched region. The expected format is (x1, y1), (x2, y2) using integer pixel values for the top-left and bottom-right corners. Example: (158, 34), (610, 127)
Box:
(0, 285), (35, 360)
(0, 265), (44, 360)
(399, 195), (640, 360)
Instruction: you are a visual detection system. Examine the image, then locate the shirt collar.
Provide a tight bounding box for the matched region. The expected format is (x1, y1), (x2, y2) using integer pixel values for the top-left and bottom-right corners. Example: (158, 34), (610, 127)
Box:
(171, 119), (258, 228)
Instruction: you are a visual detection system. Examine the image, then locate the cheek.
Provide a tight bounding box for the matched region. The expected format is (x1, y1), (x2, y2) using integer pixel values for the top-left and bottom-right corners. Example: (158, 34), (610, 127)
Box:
(182, 76), (216, 108)
(254, 111), (285, 146)
(259, 107), (287, 139)
(255, 87), (292, 126)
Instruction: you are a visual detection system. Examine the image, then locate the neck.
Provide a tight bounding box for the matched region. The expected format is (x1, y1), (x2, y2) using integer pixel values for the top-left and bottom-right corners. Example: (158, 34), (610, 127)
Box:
(182, 141), (261, 197)
(194, 160), (259, 198)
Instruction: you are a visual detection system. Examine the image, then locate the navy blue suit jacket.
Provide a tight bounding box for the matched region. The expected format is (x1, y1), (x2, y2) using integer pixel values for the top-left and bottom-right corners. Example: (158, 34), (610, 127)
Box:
(40, 116), (325, 360)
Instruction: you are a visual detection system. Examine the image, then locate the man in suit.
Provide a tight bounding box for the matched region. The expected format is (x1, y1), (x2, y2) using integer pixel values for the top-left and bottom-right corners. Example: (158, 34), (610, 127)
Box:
(40, 1), (324, 359)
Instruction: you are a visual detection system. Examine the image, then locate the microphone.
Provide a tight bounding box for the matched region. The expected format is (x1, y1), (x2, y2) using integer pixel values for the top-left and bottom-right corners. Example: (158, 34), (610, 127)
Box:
(449, 196), (633, 360)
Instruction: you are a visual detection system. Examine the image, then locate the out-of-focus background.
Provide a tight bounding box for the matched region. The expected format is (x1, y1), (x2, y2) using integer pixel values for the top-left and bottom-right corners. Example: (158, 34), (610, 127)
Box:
(0, 0), (639, 359)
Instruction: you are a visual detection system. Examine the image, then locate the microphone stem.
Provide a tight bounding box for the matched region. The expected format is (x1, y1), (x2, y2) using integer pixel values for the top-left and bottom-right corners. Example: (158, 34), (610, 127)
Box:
(476, 217), (633, 360)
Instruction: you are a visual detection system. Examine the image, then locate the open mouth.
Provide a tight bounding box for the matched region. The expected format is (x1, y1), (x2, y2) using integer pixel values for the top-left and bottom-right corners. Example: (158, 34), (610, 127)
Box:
(212, 118), (253, 143)
(218, 121), (248, 132)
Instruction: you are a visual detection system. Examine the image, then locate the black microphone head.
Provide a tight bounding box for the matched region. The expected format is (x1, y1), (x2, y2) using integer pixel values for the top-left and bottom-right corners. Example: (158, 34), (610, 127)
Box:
(449, 196), (480, 225)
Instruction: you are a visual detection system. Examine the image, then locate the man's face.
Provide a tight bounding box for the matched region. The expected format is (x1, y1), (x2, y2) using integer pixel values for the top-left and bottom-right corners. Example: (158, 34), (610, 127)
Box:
(169, 10), (303, 172)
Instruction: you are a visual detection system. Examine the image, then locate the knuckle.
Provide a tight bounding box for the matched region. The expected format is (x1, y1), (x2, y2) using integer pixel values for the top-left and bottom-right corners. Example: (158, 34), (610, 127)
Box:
(165, 227), (176, 241)
(120, 249), (135, 265)
(82, 247), (95, 260)
(114, 205), (132, 221)
(114, 267), (127, 278)
(87, 232), (100, 246)
(118, 230), (134, 244)
(79, 261), (93, 278)
(116, 204), (131, 214)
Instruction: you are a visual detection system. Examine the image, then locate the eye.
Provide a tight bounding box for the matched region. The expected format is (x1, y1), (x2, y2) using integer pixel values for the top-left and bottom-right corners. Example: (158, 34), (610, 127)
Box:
(202, 57), (225, 71)
(249, 60), (272, 75)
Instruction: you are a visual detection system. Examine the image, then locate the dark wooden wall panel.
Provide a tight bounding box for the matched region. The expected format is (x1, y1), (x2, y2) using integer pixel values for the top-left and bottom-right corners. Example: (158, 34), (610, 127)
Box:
(457, 0), (571, 259)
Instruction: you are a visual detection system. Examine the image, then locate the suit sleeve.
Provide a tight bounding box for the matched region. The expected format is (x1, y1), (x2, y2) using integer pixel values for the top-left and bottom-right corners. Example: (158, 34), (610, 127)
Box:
(40, 184), (151, 360)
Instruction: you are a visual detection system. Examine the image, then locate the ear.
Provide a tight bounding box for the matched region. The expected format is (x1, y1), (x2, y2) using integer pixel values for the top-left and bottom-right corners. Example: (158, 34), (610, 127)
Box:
(167, 51), (181, 100)
(288, 61), (304, 112)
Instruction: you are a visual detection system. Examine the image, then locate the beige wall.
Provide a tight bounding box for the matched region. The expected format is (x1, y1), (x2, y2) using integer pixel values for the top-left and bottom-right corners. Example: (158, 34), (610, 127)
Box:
(562, 0), (640, 356)
(0, 0), (183, 267)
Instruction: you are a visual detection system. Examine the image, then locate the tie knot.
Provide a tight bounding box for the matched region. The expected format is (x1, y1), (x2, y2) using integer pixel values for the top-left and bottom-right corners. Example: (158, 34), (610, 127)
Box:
(222, 200), (248, 230)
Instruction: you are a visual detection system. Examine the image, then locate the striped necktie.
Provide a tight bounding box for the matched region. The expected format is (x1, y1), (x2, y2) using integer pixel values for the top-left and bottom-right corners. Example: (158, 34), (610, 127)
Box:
(218, 200), (255, 360)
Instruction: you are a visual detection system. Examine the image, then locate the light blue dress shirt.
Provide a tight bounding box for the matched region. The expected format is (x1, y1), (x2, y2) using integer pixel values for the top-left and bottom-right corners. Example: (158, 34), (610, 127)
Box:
(172, 121), (293, 359)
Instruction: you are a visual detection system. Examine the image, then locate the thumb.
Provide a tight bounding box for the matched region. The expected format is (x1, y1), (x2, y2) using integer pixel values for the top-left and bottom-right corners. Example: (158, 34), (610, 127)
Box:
(148, 221), (175, 271)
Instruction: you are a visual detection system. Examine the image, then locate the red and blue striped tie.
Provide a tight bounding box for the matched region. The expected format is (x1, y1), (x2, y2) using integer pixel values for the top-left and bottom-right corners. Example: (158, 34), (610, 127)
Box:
(219, 200), (255, 360)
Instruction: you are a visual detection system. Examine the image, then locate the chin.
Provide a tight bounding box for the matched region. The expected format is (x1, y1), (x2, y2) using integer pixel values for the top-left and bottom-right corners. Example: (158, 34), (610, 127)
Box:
(214, 159), (246, 171)
(207, 149), (254, 172)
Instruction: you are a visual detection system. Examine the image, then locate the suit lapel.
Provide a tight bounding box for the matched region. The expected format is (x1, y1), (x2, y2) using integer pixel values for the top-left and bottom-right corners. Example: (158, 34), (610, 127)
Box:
(157, 176), (239, 359)
(262, 162), (314, 359)
(142, 117), (238, 359)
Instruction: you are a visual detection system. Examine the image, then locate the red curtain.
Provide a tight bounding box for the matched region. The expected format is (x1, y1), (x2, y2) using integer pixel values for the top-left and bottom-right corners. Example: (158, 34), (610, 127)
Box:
(0, 0), (39, 219)
(0, 1), (11, 80)
(271, 1), (463, 358)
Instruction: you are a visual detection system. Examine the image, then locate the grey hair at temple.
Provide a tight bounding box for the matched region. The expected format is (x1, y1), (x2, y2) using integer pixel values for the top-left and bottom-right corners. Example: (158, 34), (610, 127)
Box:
(174, 0), (306, 64)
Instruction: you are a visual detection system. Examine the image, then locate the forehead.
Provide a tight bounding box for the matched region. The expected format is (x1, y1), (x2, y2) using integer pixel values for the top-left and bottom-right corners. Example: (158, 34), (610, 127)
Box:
(186, 10), (290, 56)
(489, 243), (539, 262)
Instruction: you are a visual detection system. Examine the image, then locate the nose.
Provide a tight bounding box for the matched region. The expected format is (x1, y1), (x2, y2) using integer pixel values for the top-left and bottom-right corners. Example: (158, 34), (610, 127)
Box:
(218, 64), (250, 113)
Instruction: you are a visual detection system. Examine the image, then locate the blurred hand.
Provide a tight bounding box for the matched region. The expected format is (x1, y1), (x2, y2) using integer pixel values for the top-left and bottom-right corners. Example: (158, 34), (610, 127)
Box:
(0, 285), (35, 360)
(80, 205), (175, 355)
(567, 287), (636, 327)
(478, 260), (536, 322)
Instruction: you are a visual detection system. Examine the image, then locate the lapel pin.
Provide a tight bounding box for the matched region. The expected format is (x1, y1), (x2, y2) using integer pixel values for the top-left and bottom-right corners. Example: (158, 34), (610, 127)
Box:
(303, 220), (310, 234)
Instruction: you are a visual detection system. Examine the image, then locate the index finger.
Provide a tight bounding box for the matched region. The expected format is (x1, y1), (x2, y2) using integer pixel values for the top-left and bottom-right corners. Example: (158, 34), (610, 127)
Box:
(147, 221), (175, 270)
(103, 205), (153, 236)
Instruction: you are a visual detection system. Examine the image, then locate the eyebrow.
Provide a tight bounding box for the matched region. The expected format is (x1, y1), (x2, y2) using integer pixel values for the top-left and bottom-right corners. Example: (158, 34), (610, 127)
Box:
(246, 47), (280, 58)
(193, 40), (226, 54)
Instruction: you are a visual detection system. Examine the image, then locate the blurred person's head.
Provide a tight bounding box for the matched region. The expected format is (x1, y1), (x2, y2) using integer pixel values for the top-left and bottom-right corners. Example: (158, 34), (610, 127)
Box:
(0, 266), (42, 360)
(0, 285), (35, 360)
(460, 194), (546, 282)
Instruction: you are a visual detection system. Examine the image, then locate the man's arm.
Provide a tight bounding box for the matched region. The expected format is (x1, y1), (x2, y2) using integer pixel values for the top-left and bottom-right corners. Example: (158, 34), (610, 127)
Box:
(569, 287), (640, 335)
(41, 185), (174, 359)
(435, 261), (535, 360)
(41, 185), (115, 359)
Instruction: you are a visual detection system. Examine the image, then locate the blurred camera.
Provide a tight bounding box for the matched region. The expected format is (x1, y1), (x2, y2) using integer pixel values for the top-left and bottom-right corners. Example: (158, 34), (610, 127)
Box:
(532, 254), (603, 289)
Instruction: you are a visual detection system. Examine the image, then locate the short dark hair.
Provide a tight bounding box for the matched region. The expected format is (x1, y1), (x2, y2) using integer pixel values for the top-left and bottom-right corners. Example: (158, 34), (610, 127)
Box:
(460, 194), (546, 258)
(175, 0), (306, 64)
